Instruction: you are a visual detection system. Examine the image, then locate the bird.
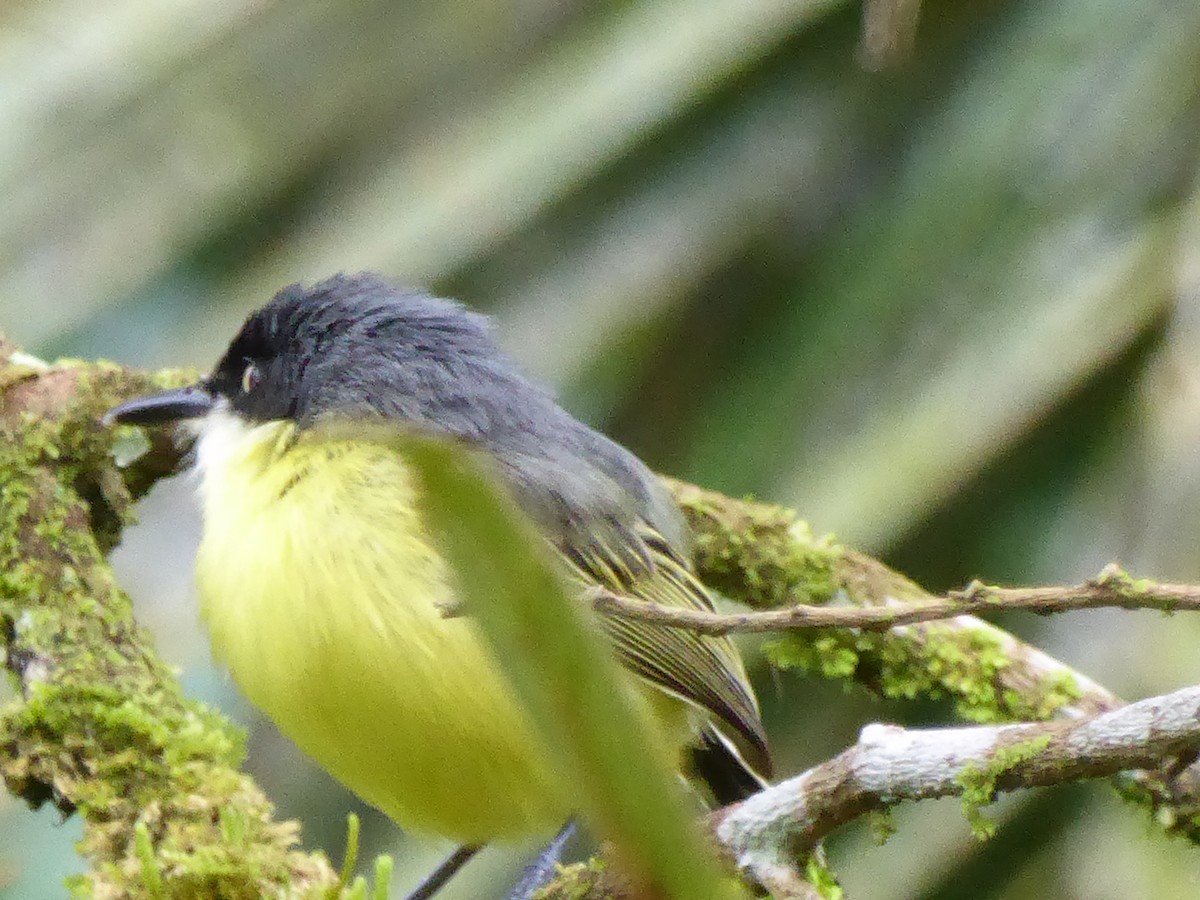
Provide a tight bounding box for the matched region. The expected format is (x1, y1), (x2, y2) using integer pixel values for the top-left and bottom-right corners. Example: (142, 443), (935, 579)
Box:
(106, 272), (770, 896)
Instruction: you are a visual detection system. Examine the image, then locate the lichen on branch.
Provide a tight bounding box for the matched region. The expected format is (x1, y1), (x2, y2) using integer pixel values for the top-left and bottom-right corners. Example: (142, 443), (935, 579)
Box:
(713, 683), (1200, 874)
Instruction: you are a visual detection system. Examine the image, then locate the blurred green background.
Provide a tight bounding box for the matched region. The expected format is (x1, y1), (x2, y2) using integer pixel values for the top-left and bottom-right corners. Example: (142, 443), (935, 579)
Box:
(4, 0), (1200, 896)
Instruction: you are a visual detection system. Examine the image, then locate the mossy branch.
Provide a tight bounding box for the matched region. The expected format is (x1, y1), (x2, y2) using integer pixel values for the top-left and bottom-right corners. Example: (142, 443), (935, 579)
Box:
(665, 478), (1115, 718)
(0, 337), (339, 897)
(663, 479), (1200, 843)
(5, 345), (1200, 897)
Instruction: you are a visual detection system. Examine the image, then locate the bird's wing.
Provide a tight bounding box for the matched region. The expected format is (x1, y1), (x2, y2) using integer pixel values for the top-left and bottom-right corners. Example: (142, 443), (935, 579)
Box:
(554, 519), (772, 778)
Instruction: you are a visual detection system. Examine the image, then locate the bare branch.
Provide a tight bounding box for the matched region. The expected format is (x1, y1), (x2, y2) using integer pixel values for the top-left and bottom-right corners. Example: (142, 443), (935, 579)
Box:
(590, 563), (1196, 635)
(712, 683), (1200, 889)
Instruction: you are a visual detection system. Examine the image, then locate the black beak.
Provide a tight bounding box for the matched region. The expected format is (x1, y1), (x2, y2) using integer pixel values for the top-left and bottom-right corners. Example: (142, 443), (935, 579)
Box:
(103, 385), (215, 427)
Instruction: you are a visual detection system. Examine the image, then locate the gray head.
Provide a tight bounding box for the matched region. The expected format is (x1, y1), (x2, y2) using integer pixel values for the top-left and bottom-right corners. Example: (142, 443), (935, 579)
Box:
(107, 273), (688, 551)
(204, 273), (545, 432)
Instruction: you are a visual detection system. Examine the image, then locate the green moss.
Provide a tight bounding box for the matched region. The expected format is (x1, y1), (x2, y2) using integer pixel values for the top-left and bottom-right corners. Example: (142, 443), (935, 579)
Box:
(1112, 767), (1200, 844)
(765, 624), (1080, 725)
(333, 813), (362, 895)
(669, 482), (841, 609)
(955, 735), (1052, 839)
(804, 854), (844, 900)
(533, 859), (610, 899)
(135, 821), (167, 899)
(369, 856), (393, 900)
(671, 482), (1084, 727)
(1, 355), (335, 896)
(868, 809), (896, 845)
(1005, 669), (1082, 722)
(1093, 564), (1155, 596)
(767, 633), (859, 681)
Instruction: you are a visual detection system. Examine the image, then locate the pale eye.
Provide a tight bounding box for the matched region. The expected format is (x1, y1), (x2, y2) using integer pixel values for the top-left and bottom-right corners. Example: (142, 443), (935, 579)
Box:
(241, 362), (261, 394)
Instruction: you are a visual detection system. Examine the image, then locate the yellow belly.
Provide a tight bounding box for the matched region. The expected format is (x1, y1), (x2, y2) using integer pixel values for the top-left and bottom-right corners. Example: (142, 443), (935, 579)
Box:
(192, 417), (571, 842)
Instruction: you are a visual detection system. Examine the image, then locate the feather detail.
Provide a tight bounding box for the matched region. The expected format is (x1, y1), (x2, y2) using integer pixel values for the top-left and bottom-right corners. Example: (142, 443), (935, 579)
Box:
(555, 521), (773, 779)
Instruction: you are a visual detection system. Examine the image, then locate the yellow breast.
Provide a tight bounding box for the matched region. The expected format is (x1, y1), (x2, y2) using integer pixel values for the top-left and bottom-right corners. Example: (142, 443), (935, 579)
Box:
(191, 412), (570, 842)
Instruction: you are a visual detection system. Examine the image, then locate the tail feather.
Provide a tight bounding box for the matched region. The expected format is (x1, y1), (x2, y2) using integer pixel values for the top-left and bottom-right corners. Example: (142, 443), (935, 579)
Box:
(689, 726), (769, 806)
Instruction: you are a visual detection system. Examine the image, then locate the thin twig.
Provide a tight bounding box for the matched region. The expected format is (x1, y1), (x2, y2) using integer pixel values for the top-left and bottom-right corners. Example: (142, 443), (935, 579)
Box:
(591, 563), (1195, 635)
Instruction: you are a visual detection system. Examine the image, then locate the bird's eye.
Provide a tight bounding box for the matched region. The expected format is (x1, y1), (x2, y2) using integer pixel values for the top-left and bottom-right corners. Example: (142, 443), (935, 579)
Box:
(241, 362), (261, 394)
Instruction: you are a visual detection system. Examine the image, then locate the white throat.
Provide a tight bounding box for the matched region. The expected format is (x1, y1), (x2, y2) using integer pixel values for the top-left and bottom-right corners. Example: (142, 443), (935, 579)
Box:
(188, 404), (293, 506)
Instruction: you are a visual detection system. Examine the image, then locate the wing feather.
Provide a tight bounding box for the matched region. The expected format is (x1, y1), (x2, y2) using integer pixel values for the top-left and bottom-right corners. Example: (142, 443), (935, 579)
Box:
(554, 521), (772, 778)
